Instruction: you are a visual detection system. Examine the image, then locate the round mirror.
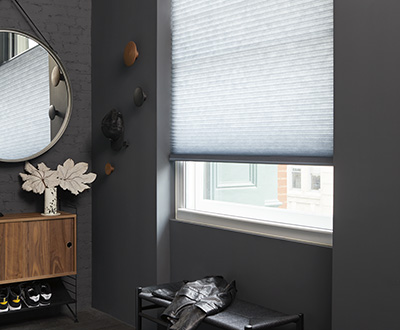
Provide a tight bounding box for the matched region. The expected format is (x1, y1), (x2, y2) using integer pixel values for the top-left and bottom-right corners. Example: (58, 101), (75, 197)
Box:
(0, 29), (72, 162)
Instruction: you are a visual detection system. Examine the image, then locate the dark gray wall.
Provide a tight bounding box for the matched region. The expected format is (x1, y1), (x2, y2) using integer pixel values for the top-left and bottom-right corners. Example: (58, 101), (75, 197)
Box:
(92, 1), (332, 329)
(0, 0), (92, 309)
(332, 0), (400, 329)
(92, 0), (169, 325)
(91, 1), (400, 330)
(170, 222), (332, 330)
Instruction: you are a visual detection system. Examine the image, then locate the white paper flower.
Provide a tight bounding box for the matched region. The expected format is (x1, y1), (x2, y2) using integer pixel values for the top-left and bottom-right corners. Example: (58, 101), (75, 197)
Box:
(57, 158), (97, 195)
(19, 162), (59, 194)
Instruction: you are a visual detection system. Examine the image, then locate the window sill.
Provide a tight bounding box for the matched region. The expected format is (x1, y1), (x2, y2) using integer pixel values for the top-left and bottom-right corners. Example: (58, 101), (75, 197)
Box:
(174, 208), (332, 248)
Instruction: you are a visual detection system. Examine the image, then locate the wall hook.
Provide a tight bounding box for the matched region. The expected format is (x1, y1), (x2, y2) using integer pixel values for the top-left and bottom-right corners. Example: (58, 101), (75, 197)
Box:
(48, 105), (64, 120)
(105, 163), (115, 175)
(51, 65), (65, 87)
(124, 41), (139, 67)
(134, 87), (147, 107)
(101, 109), (129, 151)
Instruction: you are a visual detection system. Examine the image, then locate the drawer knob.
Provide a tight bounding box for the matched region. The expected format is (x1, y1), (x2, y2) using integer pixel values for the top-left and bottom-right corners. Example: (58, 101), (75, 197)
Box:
(67, 242), (73, 248)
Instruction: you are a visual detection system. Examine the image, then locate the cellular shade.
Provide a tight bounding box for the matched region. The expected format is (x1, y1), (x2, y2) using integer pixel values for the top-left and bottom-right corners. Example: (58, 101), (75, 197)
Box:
(0, 46), (50, 160)
(170, 0), (333, 164)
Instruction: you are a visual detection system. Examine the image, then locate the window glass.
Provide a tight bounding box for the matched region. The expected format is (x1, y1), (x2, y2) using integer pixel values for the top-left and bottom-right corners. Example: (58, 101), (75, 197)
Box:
(182, 162), (333, 231)
(291, 168), (302, 189)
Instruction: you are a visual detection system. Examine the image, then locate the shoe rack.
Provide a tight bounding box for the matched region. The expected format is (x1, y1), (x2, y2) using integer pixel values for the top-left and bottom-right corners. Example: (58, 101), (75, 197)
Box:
(0, 212), (78, 322)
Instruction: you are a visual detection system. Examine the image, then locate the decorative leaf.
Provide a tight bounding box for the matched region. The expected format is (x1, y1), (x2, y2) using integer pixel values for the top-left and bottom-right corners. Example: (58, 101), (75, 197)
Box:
(44, 170), (60, 189)
(22, 179), (45, 194)
(57, 158), (97, 195)
(19, 159), (96, 196)
(24, 162), (40, 175)
(37, 162), (51, 172)
(63, 158), (75, 171)
(19, 161), (49, 194)
(71, 162), (89, 177)
(80, 173), (96, 183)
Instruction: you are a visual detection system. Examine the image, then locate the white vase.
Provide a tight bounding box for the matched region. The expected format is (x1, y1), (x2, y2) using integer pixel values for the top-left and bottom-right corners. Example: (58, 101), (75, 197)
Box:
(43, 187), (59, 216)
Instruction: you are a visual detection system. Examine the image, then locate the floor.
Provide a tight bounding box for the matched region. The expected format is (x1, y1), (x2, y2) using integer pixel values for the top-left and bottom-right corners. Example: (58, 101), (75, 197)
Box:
(0, 308), (135, 330)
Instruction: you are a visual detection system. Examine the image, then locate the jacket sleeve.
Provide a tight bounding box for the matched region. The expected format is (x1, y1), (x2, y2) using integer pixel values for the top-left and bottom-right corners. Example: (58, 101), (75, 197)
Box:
(195, 280), (237, 315)
(170, 305), (207, 330)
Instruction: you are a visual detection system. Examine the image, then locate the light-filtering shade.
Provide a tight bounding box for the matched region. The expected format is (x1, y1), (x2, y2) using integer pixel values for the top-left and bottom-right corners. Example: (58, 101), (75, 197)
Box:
(0, 46), (50, 160)
(170, 0), (333, 163)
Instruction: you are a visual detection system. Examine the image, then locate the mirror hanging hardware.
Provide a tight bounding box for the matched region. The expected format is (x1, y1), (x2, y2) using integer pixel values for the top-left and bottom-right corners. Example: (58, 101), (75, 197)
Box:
(49, 105), (65, 120)
(134, 87), (147, 107)
(9, 0), (56, 53)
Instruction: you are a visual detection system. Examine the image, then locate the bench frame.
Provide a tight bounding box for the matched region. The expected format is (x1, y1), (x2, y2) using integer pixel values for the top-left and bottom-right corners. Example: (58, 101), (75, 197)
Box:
(136, 286), (304, 330)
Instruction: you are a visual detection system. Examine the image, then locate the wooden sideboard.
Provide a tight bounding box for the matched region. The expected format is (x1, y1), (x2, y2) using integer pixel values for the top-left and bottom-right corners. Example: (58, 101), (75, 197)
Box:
(0, 212), (76, 285)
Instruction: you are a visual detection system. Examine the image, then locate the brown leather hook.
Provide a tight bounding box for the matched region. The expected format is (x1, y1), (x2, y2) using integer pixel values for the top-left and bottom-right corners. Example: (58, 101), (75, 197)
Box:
(105, 163), (115, 175)
(123, 41), (139, 67)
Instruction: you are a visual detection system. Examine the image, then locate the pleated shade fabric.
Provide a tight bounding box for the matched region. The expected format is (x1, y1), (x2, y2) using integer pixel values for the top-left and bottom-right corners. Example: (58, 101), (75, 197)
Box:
(170, 0), (333, 164)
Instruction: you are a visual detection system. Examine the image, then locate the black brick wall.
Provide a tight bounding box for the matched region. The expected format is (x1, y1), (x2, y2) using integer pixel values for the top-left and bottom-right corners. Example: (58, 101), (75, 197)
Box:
(0, 0), (92, 310)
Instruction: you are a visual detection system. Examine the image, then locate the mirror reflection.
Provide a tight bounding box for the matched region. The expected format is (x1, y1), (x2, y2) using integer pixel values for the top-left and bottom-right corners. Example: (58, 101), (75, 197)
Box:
(0, 30), (71, 162)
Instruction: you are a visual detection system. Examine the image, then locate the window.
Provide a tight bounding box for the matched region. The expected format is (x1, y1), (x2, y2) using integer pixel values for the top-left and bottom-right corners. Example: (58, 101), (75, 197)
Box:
(176, 162), (333, 246)
(311, 170), (321, 191)
(0, 32), (37, 64)
(291, 168), (302, 189)
(171, 0), (334, 246)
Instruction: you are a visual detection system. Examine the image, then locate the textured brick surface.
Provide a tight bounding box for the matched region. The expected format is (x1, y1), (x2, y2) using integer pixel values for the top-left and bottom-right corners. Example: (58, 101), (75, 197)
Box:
(0, 0), (92, 310)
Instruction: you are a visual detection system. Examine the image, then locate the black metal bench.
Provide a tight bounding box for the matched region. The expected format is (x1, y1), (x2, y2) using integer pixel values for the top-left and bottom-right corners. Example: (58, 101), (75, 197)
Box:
(136, 282), (304, 330)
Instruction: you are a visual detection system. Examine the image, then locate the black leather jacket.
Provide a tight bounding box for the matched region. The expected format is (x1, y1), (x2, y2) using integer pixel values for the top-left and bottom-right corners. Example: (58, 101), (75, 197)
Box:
(154, 276), (236, 330)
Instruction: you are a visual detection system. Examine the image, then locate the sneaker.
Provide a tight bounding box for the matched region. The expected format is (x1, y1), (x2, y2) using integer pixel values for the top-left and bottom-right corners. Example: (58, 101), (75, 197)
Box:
(37, 282), (52, 306)
(21, 284), (40, 308)
(8, 285), (22, 311)
(0, 286), (9, 313)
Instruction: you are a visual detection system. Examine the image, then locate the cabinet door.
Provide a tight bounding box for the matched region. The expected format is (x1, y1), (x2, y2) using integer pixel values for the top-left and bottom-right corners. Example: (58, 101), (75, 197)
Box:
(26, 220), (51, 278)
(0, 218), (76, 283)
(48, 218), (76, 275)
(0, 222), (26, 281)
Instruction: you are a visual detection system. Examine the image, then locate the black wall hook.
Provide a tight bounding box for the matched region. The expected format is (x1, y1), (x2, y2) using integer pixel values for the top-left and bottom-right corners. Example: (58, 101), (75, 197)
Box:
(101, 109), (129, 150)
(134, 87), (147, 107)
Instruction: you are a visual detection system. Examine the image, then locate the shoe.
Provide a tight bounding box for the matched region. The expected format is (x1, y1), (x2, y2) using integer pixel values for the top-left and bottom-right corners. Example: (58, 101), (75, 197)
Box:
(37, 282), (52, 306)
(20, 283), (40, 308)
(8, 285), (22, 311)
(0, 286), (9, 313)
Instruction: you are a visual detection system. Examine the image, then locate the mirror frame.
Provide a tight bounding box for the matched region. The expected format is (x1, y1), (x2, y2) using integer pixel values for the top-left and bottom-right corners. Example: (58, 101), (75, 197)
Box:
(0, 29), (72, 163)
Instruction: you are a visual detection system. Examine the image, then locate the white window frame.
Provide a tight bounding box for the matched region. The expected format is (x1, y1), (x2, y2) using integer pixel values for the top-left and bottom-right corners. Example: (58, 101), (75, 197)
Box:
(175, 162), (333, 247)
